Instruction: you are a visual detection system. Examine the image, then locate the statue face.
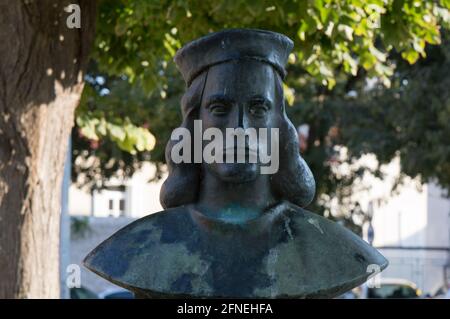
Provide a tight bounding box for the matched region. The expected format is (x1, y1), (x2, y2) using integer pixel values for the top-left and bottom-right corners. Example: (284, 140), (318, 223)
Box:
(199, 60), (280, 183)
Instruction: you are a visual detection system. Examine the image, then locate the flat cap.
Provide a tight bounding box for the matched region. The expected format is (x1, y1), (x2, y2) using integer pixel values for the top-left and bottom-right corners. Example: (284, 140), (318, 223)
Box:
(174, 29), (294, 86)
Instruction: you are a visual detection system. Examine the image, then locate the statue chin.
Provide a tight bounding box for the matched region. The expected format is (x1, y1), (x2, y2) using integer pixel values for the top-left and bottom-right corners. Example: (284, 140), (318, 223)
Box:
(206, 162), (259, 183)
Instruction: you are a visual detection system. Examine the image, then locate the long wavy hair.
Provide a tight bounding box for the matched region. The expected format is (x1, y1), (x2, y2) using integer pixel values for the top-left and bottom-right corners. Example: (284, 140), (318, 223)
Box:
(160, 60), (316, 209)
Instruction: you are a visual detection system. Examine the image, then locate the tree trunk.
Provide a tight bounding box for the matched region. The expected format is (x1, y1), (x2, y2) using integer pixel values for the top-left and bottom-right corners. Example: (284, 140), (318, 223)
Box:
(0, 1), (96, 298)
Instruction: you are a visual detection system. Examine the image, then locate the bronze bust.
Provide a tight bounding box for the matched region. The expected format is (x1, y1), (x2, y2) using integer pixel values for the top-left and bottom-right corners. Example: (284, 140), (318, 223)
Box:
(84, 29), (388, 298)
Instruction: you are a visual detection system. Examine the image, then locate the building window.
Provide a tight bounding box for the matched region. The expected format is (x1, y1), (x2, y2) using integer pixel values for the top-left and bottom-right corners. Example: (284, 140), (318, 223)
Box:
(108, 199), (114, 211)
(119, 199), (125, 212)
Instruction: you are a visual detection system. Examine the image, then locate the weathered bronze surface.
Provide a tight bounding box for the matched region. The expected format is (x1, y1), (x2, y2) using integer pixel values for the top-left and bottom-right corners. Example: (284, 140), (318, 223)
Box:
(84, 29), (388, 298)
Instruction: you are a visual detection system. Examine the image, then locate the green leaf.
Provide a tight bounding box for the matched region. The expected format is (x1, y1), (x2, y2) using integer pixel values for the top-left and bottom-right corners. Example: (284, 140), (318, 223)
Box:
(108, 123), (126, 142)
(283, 83), (295, 106)
(402, 49), (420, 64)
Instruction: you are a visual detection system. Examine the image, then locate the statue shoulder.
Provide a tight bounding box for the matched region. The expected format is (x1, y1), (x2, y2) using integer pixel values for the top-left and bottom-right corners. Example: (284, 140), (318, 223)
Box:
(83, 206), (198, 293)
(282, 203), (384, 267)
(262, 202), (388, 297)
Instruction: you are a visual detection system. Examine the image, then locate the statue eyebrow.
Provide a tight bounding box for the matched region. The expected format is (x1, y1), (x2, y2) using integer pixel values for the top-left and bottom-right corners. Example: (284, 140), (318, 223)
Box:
(248, 95), (272, 107)
(204, 94), (234, 106)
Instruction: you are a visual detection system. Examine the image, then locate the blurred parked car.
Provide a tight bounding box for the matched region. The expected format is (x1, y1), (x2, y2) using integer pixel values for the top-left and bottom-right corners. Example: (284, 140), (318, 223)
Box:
(362, 278), (422, 298)
(98, 288), (134, 299)
(336, 290), (358, 299)
(70, 286), (99, 299)
(432, 285), (450, 299)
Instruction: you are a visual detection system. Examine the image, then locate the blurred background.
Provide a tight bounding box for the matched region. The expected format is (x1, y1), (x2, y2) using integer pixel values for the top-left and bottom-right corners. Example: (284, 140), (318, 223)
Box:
(1, 0), (450, 299)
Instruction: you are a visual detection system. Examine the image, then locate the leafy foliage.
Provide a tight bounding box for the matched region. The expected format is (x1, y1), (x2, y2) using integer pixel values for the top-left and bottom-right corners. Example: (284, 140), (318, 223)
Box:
(93, 0), (448, 88)
(70, 217), (93, 240)
(73, 62), (183, 187)
(338, 35), (450, 191)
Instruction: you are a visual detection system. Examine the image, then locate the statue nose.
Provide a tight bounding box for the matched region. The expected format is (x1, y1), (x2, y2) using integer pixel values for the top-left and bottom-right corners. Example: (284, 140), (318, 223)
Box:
(236, 103), (250, 129)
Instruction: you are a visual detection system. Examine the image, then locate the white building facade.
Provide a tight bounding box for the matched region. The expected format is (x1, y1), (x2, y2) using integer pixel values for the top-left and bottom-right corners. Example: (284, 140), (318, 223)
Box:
(69, 162), (165, 218)
(351, 155), (450, 295)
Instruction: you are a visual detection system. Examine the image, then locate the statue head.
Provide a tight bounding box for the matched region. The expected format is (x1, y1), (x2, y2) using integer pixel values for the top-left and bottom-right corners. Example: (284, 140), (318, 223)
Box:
(160, 29), (316, 210)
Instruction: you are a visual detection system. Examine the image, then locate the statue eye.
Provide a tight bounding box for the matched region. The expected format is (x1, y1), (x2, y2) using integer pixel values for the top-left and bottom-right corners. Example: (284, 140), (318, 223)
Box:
(249, 104), (268, 117)
(209, 103), (229, 115)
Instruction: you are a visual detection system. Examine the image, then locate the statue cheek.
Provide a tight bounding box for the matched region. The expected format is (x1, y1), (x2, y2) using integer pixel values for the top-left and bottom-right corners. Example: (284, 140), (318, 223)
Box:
(199, 112), (220, 129)
(270, 114), (284, 130)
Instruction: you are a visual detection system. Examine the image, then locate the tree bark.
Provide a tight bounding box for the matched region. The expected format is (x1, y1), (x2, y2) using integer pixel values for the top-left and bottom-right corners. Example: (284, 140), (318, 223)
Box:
(0, 1), (96, 298)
